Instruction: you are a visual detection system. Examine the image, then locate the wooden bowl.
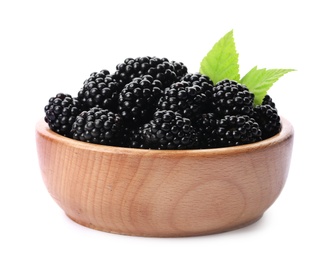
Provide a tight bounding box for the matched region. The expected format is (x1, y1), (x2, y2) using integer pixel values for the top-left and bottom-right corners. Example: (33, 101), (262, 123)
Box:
(35, 117), (294, 237)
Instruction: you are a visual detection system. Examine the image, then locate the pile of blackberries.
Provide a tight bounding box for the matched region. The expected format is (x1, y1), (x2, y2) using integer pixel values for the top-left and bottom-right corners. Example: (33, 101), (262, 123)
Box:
(44, 56), (281, 149)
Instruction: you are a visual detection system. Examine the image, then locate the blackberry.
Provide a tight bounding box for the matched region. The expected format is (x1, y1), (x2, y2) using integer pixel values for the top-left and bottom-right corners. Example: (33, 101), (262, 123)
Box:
(44, 93), (81, 137)
(181, 72), (214, 111)
(197, 114), (262, 148)
(211, 79), (254, 118)
(143, 110), (198, 149)
(262, 94), (276, 108)
(113, 56), (178, 87)
(253, 102), (281, 139)
(181, 72), (213, 87)
(195, 113), (220, 148)
(171, 61), (188, 80)
(118, 75), (163, 124)
(71, 107), (123, 145)
(157, 80), (211, 120)
(78, 70), (121, 111)
(122, 125), (148, 149)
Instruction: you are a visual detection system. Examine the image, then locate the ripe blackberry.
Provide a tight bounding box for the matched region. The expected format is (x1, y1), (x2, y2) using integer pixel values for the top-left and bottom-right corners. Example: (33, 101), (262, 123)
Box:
(197, 114), (262, 148)
(262, 94), (276, 108)
(121, 125), (149, 149)
(171, 61), (188, 80)
(211, 79), (254, 118)
(195, 113), (220, 148)
(113, 56), (178, 87)
(44, 93), (81, 137)
(181, 72), (214, 110)
(71, 107), (123, 145)
(157, 80), (211, 120)
(218, 115), (262, 147)
(181, 72), (213, 86)
(253, 103), (281, 139)
(143, 110), (198, 149)
(118, 75), (163, 124)
(78, 70), (121, 111)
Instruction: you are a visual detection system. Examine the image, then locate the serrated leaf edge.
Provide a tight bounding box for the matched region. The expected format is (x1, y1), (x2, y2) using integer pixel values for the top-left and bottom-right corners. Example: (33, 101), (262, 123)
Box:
(199, 30), (240, 84)
(240, 66), (295, 105)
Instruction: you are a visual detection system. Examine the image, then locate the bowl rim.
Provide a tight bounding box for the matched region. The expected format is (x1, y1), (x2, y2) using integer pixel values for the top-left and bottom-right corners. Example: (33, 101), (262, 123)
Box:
(36, 116), (293, 157)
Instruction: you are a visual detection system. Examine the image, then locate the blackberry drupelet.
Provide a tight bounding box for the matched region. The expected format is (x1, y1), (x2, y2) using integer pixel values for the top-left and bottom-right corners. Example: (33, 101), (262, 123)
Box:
(118, 75), (164, 124)
(211, 79), (254, 118)
(113, 56), (179, 87)
(71, 107), (123, 145)
(197, 114), (262, 148)
(44, 93), (81, 137)
(157, 80), (211, 120)
(253, 101), (281, 139)
(78, 70), (121, 111)
(143, 110), (198, 149)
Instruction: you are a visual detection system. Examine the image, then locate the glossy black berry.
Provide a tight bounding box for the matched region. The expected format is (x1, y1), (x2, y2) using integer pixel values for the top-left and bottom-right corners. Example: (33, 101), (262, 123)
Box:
(218, 115), (262, 147)
(253, 100), (281, 139)
(143, 110), (198, 149)
(44, 93), (81, 137)
(71, 107), (123, 145)
(262, 94), (276, 108)
(211, 79), (254, 118)
(78, 70), (121, 111)
(171, 61), (188, 80)
(122, 125), (149, 149)
(157, 79), (212, 120)
(118, 75), (164, 124)
(113, 56), (180, 87)
(196, 113), (220, 148)
(181, 72), (213, 86)
(197, 114), (262, 148)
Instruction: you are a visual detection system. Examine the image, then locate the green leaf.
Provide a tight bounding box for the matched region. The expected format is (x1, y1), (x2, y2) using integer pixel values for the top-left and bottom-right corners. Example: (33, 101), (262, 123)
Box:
(241, 66), (295, 105)
(199, 30), (240, 84)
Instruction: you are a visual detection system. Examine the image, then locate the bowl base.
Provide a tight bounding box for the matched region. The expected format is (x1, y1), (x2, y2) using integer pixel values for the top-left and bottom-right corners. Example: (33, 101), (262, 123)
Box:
(65, 213), (264, 237)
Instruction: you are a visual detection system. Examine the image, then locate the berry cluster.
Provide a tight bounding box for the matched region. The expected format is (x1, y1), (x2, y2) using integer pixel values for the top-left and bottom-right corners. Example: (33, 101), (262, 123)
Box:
(44, 56), (281, 149)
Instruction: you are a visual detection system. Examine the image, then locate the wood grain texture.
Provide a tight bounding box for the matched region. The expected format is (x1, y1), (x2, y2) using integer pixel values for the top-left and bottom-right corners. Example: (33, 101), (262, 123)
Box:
(36, 117), (294, 237)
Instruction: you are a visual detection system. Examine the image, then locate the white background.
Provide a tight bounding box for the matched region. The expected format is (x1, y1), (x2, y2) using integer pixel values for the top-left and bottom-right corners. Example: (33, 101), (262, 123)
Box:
(1, 0), (325, 259)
